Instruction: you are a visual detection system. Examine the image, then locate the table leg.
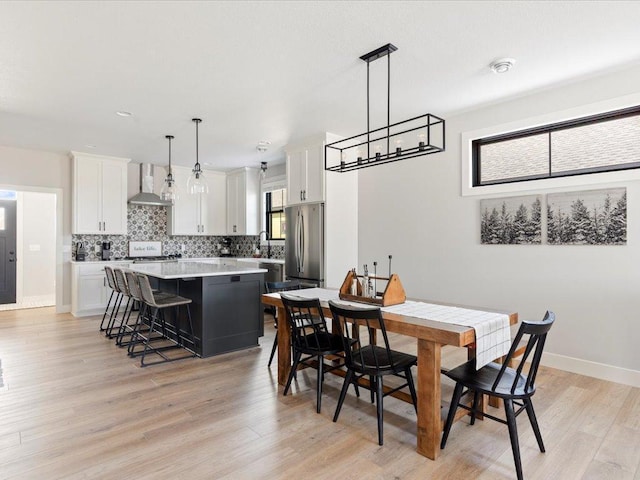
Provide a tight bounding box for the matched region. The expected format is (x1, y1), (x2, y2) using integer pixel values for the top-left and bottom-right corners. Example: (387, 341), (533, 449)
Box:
(277, 305), (291, 386)
(416, 338), (441, 460)
(467, 343), (488, 418)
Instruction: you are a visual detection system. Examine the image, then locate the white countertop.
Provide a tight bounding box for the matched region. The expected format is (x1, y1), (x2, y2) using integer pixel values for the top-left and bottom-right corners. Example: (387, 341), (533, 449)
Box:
(71, 259), (131, 264)
(126, 261), (268, 279)
(71, 256), (285, 265)
(237, 257), (285, 265)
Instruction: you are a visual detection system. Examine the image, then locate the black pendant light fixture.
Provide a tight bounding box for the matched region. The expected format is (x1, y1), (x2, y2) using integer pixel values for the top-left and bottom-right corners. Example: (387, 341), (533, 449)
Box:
(161, 135), (177, 203)
(187, 118), (208, 194)
(324, 44), (445, 172)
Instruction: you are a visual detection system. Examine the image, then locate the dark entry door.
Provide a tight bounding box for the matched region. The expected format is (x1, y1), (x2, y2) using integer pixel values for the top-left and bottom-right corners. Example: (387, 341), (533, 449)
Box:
(0, 198), (17, 304)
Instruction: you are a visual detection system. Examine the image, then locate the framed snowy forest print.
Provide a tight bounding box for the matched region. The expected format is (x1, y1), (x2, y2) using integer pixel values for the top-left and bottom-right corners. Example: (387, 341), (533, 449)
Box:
(547, 188), (626, 245)
(480, 195), (542, 244)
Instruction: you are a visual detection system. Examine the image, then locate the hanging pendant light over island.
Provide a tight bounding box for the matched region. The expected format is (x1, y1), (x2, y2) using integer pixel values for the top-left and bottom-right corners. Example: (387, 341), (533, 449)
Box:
(188, 118), (209, 195)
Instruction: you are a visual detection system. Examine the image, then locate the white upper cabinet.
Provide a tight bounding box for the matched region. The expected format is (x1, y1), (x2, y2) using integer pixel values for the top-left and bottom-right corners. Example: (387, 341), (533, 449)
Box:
(286, 140), (324, 205)
(168, 166), (226, 236)
(201, 170), (226, 235)
(226, 167), (259, 235)
(72, 152), (130, 235)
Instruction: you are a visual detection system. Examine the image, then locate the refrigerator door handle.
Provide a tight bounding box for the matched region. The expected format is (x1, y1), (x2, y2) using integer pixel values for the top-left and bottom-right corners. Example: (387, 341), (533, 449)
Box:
(299, 212), (305, 273)
(295, 210), (301, 272)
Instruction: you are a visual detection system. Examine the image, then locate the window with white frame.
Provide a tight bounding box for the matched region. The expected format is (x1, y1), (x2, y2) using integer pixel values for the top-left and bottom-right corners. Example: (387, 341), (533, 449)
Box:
(472, 105), (640, 186)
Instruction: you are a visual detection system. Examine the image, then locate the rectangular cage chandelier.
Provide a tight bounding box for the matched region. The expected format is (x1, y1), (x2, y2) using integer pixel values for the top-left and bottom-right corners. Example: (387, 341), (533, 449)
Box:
(325, 43), (445, 173)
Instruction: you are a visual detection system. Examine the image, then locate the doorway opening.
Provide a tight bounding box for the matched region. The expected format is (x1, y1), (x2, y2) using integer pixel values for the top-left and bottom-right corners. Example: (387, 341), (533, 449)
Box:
(0, 190), (56, 311)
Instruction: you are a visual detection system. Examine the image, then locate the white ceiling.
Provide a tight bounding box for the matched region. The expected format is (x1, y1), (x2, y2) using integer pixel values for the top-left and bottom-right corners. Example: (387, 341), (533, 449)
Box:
(1, 1), (640, 171)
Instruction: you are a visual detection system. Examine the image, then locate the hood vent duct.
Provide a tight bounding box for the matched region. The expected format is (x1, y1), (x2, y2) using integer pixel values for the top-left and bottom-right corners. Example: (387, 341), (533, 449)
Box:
(128, 163), (173, 207)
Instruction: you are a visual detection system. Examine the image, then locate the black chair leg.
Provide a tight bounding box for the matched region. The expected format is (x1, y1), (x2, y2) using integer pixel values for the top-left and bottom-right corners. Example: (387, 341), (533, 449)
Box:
(470, 389), (482, 426)
(504, 399), (524, 480)
(524, 398), (545, 452)
(369, 375), (375, 403)
(316, 355), (324, 414)
(283, 350), (301, 396)
(333, 369), (353, 422)
(105, 293), (123, 338)
(128, 303), (148, 356)
(375, 376), (384, 446)
(140, 308), (159, 367)
(405, 367), (418, 413)
(117, 304), (137, 347)
(267, 331), (278, 367)
(441, 382), (464, 449)
(352, 379), (360, 398)
(100, 290), (115, 332)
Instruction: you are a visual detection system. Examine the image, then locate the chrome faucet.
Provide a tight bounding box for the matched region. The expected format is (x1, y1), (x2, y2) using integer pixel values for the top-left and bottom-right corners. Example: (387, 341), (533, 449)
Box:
(259, 230), (271, 258)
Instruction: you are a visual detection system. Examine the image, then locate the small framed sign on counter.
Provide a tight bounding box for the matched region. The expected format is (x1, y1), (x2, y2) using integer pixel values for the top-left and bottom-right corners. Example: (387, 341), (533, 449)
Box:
(129, 241), (162, 257)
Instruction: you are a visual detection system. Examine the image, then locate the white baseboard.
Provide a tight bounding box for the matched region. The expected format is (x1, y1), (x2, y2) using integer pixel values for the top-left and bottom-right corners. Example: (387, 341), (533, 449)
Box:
(57, 303), (71, 314)
(543, 353), (640, 388)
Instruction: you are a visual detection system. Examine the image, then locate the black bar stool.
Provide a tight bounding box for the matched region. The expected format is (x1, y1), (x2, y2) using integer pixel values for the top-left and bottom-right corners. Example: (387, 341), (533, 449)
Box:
(99, 266), (120, 333)
(132, 273), (197, 367)
(105, 268), (133, 339)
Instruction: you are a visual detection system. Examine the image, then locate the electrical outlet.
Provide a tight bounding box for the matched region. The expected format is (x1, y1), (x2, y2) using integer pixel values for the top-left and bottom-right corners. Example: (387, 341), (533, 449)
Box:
(94, 244), (101, 253)
(181, 244), (186, 252)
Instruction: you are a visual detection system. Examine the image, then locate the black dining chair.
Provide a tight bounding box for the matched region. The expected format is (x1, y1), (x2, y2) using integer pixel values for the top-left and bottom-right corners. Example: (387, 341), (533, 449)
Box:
(265, 280), (302, 367)
(328, 300), (418, 446)
(280, 293), (348, 414)
(440, 311), (555, 480)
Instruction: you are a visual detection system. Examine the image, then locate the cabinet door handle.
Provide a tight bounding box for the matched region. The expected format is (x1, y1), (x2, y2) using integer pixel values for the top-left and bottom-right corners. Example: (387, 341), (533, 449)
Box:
(300, 191), (303, 200)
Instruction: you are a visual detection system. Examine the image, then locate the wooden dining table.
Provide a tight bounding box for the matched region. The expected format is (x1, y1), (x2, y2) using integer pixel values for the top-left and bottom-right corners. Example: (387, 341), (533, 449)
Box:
(261, 289), (518, 460)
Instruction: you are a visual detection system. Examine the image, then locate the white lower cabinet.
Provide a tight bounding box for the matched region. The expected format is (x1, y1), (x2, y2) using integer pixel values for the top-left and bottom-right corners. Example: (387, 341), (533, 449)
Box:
(71, 262), (130, 317)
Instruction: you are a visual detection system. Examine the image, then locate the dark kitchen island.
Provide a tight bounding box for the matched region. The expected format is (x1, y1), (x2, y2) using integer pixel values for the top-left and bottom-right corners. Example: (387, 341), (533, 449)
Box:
(127, 261), (266, 357)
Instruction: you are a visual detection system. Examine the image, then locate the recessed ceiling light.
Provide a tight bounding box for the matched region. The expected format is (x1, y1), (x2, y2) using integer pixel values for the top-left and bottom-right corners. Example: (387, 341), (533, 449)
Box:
(257, 140), (271, 153)
(490, 58), (516, 74)
(85, 144), (97, 149)
(116, 111), (132, 117)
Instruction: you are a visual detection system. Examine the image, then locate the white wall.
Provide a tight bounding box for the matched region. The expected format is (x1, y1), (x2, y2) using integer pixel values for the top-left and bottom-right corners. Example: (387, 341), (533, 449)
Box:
(17, 191), (56, 299)
(0, 145), (71, 310)
(358, 64), (640, 386)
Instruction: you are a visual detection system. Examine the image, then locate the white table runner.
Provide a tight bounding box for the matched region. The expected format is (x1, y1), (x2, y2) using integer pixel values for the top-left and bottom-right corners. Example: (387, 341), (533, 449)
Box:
(381, 301), (510, 369)
(276, 289), (511, 369)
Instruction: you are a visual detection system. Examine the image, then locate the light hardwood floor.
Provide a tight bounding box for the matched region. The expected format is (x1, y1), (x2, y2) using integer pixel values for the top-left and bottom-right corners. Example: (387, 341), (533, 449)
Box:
(0, 307), (638, 479)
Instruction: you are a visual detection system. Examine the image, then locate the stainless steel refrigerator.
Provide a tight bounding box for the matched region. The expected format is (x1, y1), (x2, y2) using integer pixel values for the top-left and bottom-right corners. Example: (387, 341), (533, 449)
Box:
(285, 202), (324, 287)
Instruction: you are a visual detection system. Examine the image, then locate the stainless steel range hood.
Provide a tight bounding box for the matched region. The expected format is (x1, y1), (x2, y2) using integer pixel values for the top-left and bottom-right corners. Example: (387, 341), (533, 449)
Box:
(128, 163), (173, 207)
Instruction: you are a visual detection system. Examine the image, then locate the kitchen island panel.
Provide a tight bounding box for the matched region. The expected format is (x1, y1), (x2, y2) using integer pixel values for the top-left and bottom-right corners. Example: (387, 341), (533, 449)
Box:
(157, 272), (264, 358)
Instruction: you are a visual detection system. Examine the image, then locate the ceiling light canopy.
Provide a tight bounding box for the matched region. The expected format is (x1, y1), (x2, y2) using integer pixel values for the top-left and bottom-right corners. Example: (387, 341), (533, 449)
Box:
(490, 58), (516, 74)
(325, 43), (445, 173)
(187, 118), (209, 195)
